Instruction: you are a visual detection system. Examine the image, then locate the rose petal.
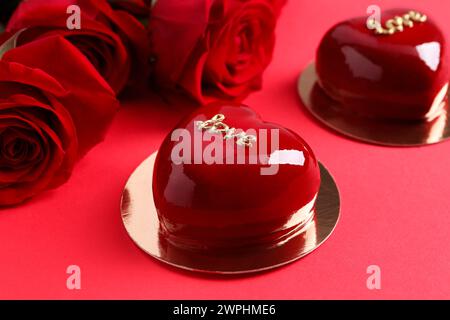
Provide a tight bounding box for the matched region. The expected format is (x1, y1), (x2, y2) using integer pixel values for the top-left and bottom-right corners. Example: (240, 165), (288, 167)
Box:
(7, 0), (132, 93)
(2, 35), (119, 155)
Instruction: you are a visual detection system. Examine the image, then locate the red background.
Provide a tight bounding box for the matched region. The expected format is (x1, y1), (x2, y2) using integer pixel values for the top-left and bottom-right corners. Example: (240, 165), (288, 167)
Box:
(1, 0), (449, 299)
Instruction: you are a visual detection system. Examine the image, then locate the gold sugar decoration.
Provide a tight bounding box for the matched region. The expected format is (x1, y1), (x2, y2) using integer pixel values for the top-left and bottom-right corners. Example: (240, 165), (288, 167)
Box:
(195, 114), (257, 147)
(368, 10), (427, 35)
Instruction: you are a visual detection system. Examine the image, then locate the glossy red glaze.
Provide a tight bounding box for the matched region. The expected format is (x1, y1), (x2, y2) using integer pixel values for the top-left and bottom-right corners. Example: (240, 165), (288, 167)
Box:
(153, 104), (320, 251)
(316, 9), (449, 121)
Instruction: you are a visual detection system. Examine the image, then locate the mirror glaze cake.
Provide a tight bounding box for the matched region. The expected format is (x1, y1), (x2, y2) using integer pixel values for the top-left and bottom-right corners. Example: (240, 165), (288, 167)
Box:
(152, 104), (321, 251)
(316, 9), (449, 121)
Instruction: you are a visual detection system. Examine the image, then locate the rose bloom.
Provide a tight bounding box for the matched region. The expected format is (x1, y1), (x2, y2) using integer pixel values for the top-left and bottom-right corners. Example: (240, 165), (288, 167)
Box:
(0, 34), (118, 206)
(149, 0), (286, 104)
(108, 0), (152, 17)
(0, 0), (20, 26)
(7, 0), (149, 94)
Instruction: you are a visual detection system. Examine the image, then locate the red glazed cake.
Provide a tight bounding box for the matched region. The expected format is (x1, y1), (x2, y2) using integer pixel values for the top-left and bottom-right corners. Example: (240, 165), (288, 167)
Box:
(316, 9), (449, 121)
(152, 104), (321, 251)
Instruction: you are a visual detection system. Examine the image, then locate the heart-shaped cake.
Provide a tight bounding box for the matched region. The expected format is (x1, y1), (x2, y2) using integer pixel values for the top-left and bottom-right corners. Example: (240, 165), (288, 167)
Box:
(316, 9), (449, 121)
(152, 104), (321, 251)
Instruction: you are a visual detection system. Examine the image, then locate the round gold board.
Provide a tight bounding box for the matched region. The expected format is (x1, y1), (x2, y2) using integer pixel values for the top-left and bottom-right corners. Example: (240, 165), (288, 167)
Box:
(120, 152), (341, 274)
(298, 63), (450, 147)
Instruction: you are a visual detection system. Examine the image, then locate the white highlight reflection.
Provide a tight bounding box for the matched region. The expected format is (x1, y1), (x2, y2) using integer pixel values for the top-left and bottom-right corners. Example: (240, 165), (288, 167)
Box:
(426, 82), (449, 121)
(416, 42), (441, 71)
(268, 150), (305, 166)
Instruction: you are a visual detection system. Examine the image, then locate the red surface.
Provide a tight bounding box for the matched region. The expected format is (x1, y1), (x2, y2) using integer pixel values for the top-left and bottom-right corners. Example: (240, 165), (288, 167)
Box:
(1, 0), (450, 299)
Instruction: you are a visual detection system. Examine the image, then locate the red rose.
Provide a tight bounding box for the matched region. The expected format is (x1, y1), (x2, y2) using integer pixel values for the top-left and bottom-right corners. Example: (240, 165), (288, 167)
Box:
(108, 0), (152, 17)
(149, 0), (286, 104)
(7, 0), (149, 94)
(0, 0), (21, 26)
(0, 34), (118, 206)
